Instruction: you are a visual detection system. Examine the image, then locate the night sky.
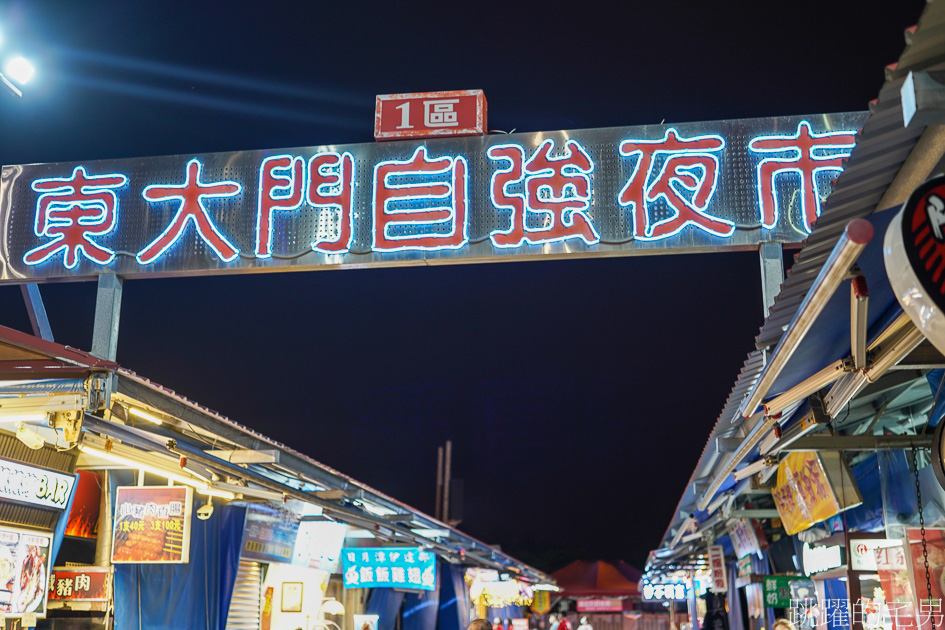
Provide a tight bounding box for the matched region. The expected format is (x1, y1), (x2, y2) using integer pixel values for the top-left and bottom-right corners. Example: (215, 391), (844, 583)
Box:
(0, 0), (927, 571)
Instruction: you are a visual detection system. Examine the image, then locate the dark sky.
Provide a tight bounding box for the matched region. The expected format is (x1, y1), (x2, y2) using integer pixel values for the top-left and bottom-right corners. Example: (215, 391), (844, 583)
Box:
(0, 0), (928, 571)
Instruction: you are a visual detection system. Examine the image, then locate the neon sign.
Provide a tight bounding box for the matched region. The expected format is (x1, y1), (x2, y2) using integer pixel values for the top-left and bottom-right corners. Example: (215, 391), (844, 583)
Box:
(0, 113), (866, 283)
(749, 121), (856, 233)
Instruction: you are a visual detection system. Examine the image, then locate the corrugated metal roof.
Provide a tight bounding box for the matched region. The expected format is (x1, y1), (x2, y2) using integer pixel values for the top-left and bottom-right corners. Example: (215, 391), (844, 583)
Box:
(757, 5), (944, 349)
(654, 0), (945, 556)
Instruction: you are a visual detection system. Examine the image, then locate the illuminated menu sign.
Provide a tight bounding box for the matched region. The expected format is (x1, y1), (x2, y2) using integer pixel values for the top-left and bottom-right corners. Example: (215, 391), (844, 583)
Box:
(111, 486), (192, 564)
(342, 546), (436, 590)
(0, 460), (74, 511)
(641, 582), (687, 601)
(0, 526), (51, 618)
(0, 113), (864, 284)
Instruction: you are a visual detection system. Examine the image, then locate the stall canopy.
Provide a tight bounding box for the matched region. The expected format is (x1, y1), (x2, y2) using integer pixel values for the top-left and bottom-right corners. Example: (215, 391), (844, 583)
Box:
(646, 0), (945, 579)
(0, 319), (555, 586)
(551, 560), (640, 598)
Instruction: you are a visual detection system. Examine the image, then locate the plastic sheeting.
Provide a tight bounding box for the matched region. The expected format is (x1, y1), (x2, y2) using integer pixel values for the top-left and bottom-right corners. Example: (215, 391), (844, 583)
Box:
(112, 467), (246, 630)
(367, 588), (406, 630)
(404, 573), (442, 630)
(839, 454), (884, 533)
(437, 564), (470, 630)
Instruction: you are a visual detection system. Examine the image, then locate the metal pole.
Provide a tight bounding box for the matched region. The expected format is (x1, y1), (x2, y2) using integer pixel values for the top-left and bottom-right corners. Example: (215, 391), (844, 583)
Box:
(758, 242), (784, 318)
(20, 284), (54, 341)
(435, 446), (444, 521)
(91, 273), (123, 361)
(94, 470), (112, 565)
(443, 440), (452, 524)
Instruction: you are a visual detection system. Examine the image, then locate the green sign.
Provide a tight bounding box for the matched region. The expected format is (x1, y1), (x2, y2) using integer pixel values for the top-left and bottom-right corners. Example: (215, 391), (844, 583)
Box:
(762, 576), (815, 608)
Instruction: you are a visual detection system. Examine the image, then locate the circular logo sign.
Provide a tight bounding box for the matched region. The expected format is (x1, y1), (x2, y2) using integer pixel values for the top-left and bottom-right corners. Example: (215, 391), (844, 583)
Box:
(901, 176), (945, 302)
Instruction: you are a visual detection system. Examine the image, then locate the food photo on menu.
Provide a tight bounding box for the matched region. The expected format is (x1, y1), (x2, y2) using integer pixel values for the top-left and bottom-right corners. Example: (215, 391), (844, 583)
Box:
(0, 529), (50, 615)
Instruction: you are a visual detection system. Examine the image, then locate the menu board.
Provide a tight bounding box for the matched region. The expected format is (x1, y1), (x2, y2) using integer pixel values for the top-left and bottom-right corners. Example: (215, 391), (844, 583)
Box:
(111, 486), (192, 564)
(0, 526), (51, 618)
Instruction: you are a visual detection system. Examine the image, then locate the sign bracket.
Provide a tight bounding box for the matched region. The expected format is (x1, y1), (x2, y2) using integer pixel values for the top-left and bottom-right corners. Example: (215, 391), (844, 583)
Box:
(91, 274), (122, 362)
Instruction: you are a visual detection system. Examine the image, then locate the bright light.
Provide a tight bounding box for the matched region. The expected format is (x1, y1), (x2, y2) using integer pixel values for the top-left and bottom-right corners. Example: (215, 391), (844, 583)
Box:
(4, 56), (34, 85)
(127, 406), (163, 425)
(0, 413), (47, 424)
(78, 444), (234, 500)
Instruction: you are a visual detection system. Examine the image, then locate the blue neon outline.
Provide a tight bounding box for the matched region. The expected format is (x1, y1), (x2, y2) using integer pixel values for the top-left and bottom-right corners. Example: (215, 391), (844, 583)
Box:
(522, 139), (599, 245)
(486, 143), (527, 247)
(137, 158), (242, 264)
(309, 151), (356, 254)
(255, 154), (306, 259)
(371, 146), (468, 252)
(747, 120), (856, 231)
(486, 140), (599, 247)
(617, 129), (729, 241)
(24, 166), (128, 269)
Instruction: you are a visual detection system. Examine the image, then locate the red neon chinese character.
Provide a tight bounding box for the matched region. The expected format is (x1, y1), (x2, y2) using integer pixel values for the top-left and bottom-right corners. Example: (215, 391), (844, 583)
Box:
(24, 167), (127, 269)
(137, 159), (242, 264)
(309, 152), (355, 253)
(256, 155), (305, 258)
(618, 129), (732, 240)
(488, 139), (598, 247)
(749, 121), (855, 233)
(373, 147), (467, 251)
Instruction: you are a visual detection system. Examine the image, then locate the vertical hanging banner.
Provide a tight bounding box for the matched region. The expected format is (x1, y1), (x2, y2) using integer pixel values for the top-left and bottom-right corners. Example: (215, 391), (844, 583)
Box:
(708, 545), (728, 592)
(0, 113), (865, 284)
(771, 451), (862, 535)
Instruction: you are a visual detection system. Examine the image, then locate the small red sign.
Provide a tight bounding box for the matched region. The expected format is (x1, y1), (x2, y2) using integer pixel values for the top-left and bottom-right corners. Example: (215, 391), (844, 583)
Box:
(576, 599), (623, 613)
(47, 567), (110, 601)
(374, 90), (487, 141)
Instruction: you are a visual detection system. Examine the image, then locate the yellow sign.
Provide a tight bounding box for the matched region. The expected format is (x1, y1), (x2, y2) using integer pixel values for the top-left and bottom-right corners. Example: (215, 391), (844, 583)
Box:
(771, 452), (840, 535)
(531, 590), (551, 615)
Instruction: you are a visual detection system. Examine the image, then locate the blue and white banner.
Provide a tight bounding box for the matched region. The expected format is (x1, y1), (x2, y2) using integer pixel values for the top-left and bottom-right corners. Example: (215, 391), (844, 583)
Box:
(342, 546), (436, 590)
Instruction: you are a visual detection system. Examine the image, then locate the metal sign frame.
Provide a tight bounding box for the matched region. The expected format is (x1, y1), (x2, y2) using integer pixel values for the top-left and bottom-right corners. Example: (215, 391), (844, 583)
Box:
(0, 113), (866, 284)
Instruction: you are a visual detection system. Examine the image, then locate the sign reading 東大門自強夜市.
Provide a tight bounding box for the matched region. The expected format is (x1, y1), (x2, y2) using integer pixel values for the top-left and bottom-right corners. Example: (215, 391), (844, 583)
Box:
(342, 546), (436, 590)
(0, 113), (865, 284)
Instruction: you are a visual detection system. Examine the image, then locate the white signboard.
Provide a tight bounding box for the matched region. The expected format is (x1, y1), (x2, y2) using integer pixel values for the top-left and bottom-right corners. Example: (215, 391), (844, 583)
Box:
(850, 538), (902, 571)
(0, 460), (74, 510)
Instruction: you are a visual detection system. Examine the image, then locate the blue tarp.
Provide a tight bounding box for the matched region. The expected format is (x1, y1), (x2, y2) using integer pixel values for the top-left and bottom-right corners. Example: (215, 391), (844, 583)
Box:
(404, 572), (442, 630)
(838, 454), (884, 532)
(50, 473), (77, 566)
(111, 466), (246, 630)
(367, 588), (406, 630)
(437, 563), (470, 630)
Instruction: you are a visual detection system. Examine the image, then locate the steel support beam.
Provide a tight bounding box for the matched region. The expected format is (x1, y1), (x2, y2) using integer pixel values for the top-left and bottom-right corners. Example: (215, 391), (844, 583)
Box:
(759, 242), (784, 317)
(729, 509), (780, 519)
(20, 284), (53, 341)
(91, 274), (123, 361)
(782, 434), (933, 452)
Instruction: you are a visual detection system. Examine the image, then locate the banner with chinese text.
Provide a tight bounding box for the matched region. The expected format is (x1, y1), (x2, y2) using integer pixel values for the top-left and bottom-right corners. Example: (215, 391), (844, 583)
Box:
(342, 546), (436, 590)
(771, 451), (862, 535)
(708, 545), (727, 592)
(47, 567), (109, 601)
(0, 113), (865, 284)
(111, 486), (192, 564)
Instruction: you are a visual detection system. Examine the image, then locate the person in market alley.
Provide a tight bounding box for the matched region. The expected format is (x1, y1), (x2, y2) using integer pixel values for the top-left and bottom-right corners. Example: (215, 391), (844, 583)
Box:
(557, 614), (572, 630)
(548, 613), (559, 630)
(468, 620), (493, 630)
(577, 617), (592, 630)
